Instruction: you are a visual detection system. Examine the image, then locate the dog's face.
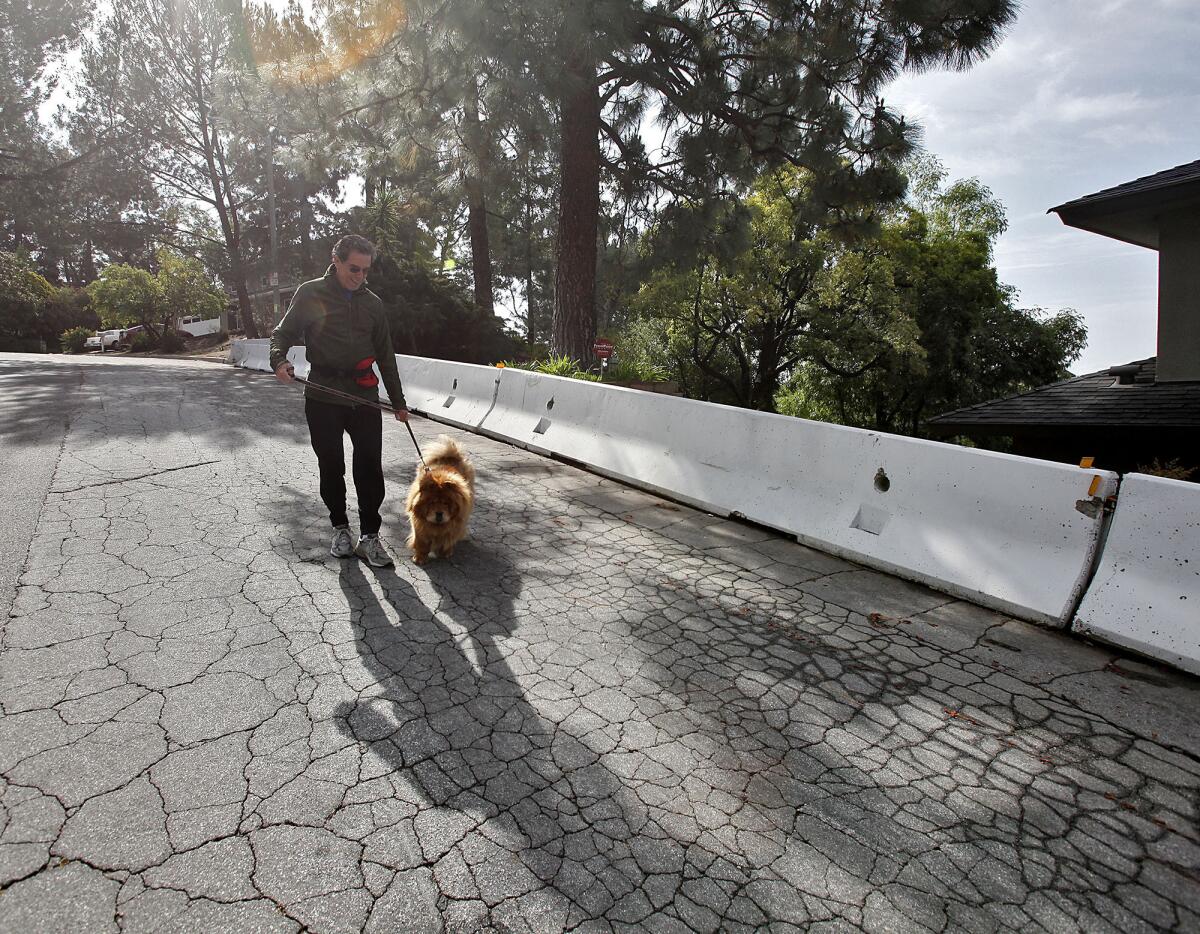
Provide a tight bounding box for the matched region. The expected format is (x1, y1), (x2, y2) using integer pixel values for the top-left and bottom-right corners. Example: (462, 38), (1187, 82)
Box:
(409, 472), (470, 527)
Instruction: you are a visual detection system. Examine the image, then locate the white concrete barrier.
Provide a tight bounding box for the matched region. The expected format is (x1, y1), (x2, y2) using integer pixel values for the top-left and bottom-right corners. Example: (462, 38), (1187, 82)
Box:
(231, 344), (1121, 628)
(483, 366), (1116, 626)
(394, 355), (501, 430)
(231, 338), (271, 371)
(181, 317), (222, 337)
(1075, 474), (1200, 674)
(231, 340), (310, 380)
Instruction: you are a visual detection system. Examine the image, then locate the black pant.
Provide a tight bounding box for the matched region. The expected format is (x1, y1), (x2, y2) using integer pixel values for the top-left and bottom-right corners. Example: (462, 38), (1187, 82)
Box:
(305, 399), (384, 534)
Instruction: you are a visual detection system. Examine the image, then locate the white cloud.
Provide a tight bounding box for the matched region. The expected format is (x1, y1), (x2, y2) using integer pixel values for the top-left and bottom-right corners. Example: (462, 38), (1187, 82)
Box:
(1053, 91), (1146, 123)
(884, 0), (1199, 375)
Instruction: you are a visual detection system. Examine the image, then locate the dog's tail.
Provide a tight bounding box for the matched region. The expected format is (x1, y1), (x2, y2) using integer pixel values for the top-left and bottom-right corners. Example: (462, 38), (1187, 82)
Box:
(424, 435), (475, 482)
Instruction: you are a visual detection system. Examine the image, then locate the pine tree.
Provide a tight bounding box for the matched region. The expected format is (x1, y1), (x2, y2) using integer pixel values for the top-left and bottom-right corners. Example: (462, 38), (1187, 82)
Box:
(443, 0), (1018, 360)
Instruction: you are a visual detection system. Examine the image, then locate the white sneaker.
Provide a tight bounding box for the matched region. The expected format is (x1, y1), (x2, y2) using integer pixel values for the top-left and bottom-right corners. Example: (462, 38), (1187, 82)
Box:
(330, 526), (354, 558)
(355, 534), (394, 568)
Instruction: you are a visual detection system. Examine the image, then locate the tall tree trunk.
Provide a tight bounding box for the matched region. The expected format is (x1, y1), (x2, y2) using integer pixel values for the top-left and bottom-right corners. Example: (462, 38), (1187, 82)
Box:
(465, 178), (493, 313)
(300, 190), (314, 276)
(213, 199), (257, 338)
(753, 321), (782, 412)
(552, 58), (600, 362)
(82, 226), (97, 283)
(525, 199), (536, 344)
(229, 253), (257, 339)
(463, 79), (494, 314)
(195, 81), (258, 338)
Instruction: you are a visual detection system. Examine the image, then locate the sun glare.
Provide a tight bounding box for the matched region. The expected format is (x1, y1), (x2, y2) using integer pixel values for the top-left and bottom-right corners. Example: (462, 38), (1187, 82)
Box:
(253, 0), (408, 86)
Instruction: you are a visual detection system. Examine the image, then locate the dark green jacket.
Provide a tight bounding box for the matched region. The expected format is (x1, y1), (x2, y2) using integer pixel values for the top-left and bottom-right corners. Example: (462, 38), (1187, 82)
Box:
(270, 266), (406, 409)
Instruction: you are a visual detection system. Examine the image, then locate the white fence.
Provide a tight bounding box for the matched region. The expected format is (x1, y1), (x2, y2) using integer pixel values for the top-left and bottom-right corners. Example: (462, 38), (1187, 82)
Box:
(233, 342), (1198, 669)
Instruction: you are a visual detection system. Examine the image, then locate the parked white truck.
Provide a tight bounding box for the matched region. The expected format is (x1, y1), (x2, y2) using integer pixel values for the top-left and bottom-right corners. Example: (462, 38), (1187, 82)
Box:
(84, 328), (138, 351)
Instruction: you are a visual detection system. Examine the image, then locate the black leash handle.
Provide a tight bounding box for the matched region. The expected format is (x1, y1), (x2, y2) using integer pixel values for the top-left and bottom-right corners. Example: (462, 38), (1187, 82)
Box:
(291, 373), (426, 468)
(404, 420), (427, 469)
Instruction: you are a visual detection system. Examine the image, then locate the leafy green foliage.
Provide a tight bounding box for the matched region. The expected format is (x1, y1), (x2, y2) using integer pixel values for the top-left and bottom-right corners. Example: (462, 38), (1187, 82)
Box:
(601, 356), (670, 385)
(155, 249), (224, 328)
(80, 249), (221, 342)
(776, 162), (1087, 434)
(533, 355), (599, 380)
(86, 264), (161, 330)
(496, 0), (1017, 356)
(496, 354), (601, 382)
(41, 286), (100, 347)
(129, 330), (157, 352)
(625, 165), (921, 411)
(60, 326), (92, 353)
(622, 156), (1085, 436)
(159, 330), (188, 353)
(365, 253), (521, 364)
(0, 251), (56, 346)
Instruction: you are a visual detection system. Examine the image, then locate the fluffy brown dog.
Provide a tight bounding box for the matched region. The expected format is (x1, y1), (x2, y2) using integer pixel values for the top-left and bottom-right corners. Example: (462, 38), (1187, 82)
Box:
(404, 436), (476, 564)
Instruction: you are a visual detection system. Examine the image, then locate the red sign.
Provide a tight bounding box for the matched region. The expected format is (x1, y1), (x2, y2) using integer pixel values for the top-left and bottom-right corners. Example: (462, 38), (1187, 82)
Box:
(593, 338), (614, 359)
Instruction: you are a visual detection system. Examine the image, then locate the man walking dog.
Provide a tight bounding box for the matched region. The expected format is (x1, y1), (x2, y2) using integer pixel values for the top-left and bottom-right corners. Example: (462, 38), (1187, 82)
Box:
(271, 235), (409, 567)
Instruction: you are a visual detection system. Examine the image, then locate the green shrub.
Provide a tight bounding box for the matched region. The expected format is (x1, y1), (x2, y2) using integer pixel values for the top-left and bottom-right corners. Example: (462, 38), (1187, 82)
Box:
(159, 330), (187, 353)
(535, 354), (583, 377)
(496, 355), (601, 381)
(129, 330), (156, 351)
(603, 357), (669, 384)
(1137, 458), (1198, 482)
(61, 326), (92, 354)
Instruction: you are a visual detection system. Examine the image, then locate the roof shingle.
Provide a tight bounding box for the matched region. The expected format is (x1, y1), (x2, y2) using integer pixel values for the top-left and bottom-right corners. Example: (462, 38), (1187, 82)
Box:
(1050, 160), (1200, 214)
(927, 358), (1200, 433)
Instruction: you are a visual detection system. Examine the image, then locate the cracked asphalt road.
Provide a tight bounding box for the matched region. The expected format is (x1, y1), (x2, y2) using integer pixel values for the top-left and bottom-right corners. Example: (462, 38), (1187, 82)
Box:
(1, 353), (1199, 933)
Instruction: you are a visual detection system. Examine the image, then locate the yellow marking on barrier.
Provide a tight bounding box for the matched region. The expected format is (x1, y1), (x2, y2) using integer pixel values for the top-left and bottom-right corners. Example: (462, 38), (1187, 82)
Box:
(1089, 475), (1102, 497)
(1079, 456), (1095, 468)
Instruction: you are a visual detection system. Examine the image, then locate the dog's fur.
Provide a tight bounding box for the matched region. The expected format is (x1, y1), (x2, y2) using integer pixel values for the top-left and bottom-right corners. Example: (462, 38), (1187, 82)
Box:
(404, 436), (475, 563)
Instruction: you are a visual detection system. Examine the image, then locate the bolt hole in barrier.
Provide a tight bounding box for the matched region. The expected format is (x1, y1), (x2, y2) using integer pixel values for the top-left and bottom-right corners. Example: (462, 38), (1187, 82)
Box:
(874, 467), (891, 493)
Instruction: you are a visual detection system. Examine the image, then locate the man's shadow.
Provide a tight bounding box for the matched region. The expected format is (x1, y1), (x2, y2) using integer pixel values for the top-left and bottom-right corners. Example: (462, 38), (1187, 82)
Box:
(332, 544), (652, 922)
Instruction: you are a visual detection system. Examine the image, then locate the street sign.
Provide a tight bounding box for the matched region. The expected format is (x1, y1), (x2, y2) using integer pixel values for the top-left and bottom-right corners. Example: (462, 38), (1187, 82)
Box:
(593, 338), (614, 359)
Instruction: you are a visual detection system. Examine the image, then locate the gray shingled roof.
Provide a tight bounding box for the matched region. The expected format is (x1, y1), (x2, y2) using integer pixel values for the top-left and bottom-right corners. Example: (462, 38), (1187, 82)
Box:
(1049, 159), (1200, 249)
(926, 358), (1200, 434)
(1050, 160), (1200, 214)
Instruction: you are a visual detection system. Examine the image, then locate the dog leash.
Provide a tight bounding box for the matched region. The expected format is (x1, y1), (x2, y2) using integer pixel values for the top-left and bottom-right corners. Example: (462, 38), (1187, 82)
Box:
(291, 373), (427, 469)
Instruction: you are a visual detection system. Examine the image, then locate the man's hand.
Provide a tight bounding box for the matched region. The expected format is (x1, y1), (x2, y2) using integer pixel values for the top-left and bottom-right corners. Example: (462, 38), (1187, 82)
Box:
(394, 407), (410, 422)
(274, 362), (295, 384)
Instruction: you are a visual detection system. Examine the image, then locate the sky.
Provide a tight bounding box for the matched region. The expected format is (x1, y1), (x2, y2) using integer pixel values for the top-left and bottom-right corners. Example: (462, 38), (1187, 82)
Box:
(885, 0), (1200, 376)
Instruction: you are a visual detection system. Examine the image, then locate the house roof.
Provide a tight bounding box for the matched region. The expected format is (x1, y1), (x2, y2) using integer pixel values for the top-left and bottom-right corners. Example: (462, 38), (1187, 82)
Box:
(926, 357), (1200, 435)
(1048, 159), (1200, 249)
